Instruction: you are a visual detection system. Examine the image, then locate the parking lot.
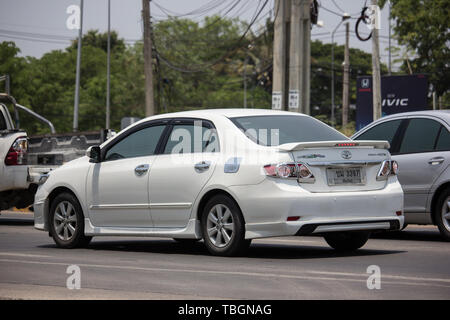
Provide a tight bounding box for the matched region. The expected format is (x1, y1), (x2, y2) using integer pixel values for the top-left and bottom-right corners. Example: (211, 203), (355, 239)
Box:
(0, 211), (448, 300)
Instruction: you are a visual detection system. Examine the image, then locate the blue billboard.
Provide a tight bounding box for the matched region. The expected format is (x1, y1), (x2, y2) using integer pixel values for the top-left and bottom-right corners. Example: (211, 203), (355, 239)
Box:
(356, 74), (429, 130)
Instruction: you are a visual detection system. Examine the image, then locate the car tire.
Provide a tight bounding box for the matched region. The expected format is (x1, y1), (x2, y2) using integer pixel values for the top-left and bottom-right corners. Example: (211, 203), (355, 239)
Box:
(49, 192), (92, 248)
(324, 231), (370, 251)
(201, 194), (250, 256)
(434, 188), (450, 241)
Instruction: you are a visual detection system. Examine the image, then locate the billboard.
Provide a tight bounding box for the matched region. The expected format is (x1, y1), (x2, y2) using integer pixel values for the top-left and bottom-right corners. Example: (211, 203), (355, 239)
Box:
(356, 74), (428, 130)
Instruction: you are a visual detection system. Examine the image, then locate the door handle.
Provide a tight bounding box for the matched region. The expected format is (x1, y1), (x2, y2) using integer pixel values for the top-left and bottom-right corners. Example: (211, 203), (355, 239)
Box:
(428, 157), (445, 165)
(194, 161), (210, 172)
(135, 164), (149, 176)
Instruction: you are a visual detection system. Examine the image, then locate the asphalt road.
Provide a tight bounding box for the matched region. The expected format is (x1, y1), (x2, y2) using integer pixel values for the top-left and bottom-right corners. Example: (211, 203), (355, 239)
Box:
(0, 212), (449, 300)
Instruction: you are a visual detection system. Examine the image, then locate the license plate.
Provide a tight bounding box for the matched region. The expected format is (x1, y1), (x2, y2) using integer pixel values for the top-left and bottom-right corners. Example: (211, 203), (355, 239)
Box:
(326, 167), (365, 185)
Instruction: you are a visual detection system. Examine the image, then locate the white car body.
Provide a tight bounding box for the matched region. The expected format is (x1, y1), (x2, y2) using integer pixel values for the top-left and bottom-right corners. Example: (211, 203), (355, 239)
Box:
(34, 109), (403, 250)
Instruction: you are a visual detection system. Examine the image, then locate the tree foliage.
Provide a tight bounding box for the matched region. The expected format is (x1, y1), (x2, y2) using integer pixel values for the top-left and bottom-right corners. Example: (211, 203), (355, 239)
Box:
(380, 0), (450, 98)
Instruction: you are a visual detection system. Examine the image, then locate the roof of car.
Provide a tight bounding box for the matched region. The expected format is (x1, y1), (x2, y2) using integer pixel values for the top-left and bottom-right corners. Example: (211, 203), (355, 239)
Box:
(376, 110), (450, 122)
(140, 108), (309, 121)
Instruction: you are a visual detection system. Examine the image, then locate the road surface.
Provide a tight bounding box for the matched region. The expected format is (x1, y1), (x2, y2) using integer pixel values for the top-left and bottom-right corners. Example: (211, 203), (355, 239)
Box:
(0, 212), (449, 299)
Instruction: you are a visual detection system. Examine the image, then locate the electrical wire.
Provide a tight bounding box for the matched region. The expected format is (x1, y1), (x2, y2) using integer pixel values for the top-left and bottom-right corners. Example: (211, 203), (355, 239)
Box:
(154, 0), (270, 73)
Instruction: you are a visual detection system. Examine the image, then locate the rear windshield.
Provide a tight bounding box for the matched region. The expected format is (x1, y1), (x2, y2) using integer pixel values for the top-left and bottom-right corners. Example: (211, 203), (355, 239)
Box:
(230, 115), (348, 146)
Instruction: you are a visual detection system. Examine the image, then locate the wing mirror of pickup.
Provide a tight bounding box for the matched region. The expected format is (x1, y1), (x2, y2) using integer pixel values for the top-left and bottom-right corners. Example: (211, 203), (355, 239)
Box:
(86, 146), (101, 163)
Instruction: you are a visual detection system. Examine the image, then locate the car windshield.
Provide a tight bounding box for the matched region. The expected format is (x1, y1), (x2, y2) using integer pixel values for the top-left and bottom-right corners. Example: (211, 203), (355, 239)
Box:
(230, 115), (349, 146)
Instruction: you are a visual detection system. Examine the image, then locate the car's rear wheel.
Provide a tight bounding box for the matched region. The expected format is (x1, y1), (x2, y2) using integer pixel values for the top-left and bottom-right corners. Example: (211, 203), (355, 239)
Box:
(435, 188), (450, 241)
(49, 192), (92, 248)
(324, 231), (370, 251)
(201, 194), (250, 256)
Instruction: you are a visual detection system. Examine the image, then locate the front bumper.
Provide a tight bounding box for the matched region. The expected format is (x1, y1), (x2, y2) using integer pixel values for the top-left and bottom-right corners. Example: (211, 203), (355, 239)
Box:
(228, 176), (404, 239)
(33, 185), (49, 231)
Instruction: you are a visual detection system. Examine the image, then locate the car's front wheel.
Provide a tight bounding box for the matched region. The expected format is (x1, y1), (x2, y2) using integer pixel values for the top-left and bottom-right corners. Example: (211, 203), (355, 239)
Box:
(49, 192), (92, 248)
(435, 188), (450, 241)
(324, 231), (370, 251)
(201, 194), (250, 256)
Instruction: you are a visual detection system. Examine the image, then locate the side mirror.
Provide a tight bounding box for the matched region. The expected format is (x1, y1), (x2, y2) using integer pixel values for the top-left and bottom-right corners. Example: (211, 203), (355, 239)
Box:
(86, 146), (101, 163)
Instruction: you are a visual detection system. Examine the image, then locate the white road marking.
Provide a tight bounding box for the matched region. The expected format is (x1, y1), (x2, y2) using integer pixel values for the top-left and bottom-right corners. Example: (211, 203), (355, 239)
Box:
(0, 258), (449, 288)
(254, 238), (317, 244)
(309, 270), (450, 283)
(0, 252), (51, 258)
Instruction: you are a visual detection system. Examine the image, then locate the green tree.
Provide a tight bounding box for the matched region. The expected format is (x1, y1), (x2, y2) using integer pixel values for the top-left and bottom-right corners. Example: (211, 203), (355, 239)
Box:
(380, 0), (450, 104)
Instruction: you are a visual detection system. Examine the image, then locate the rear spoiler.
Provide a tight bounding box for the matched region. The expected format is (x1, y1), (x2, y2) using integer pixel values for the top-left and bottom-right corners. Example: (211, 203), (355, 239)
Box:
(278, 140), (390, 151)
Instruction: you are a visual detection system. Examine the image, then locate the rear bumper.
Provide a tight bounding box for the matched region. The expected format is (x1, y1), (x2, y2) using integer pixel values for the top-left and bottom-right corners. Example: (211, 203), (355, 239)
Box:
(295, 219), (400, 235)
(244, 217), (403, 239)
(228, 176), (404, 239)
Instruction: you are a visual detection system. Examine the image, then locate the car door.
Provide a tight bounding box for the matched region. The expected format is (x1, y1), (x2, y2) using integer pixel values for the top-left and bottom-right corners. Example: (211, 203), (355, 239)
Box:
(86, 121), (168, 228)
(394, 117), (450, 213)
(148, 118), (220, 228)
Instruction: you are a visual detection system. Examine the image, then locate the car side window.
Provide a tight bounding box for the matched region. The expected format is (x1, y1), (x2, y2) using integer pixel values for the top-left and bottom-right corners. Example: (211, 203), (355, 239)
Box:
(354, 119), (402, 149)
(164, 122), (219, 154)
(104, 125), (166, 161)
(436, 127), (450, 151)
(399, 118), (441, 154)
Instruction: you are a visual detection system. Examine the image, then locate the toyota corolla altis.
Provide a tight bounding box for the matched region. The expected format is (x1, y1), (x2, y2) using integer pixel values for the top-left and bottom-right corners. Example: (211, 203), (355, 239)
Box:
(34, 109), (404, 256)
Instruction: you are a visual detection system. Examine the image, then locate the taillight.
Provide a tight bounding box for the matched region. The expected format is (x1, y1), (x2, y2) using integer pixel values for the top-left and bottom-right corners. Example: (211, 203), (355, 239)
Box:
(263, 163), (297, 178)
(377, 160), (398, 180)
(263, 162), (315, 183)
(5, 136), (28, 166)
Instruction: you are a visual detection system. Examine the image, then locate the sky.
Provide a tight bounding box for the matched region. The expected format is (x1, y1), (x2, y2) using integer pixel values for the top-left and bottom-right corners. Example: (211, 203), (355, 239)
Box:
(0, 0), (400, 70)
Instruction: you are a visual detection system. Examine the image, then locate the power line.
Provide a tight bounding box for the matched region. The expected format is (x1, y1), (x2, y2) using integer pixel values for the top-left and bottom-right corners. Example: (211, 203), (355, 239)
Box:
(154, 0), (270, 73)
(331, 0), (345, 13)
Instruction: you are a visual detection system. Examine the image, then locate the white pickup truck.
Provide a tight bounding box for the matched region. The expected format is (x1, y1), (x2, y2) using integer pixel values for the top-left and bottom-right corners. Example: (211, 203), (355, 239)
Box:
(0, 99), (46, 210)
(0, 93), (112, 211)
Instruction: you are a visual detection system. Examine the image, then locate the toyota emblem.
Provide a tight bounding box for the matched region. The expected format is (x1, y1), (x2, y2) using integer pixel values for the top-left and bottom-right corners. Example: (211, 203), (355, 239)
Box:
(341, 150), (352, 159)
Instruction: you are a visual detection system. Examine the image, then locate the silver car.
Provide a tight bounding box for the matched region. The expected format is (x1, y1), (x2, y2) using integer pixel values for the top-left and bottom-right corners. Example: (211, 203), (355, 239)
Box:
(352, 110), (450, 240)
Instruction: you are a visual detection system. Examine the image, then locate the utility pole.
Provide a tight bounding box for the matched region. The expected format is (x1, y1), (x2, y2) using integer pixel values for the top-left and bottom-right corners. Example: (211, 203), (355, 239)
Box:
(142, 0), (155, 117)
(243, 56), (247, 108)
(288, 0), (310, 114)
(433, 92), (437, 110)
(342, 22), (350, 127)
(330, 13), (349, 127)
(73, 0), (83, 132)
(388, 0), (391, 75)
(272, 0), (290, 110)
(371, 0), (382, 121)
(106, 0), (111, 129)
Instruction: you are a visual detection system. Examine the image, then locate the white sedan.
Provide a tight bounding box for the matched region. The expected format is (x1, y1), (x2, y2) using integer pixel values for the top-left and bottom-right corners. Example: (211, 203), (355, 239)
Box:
(34, 109), (404, 256)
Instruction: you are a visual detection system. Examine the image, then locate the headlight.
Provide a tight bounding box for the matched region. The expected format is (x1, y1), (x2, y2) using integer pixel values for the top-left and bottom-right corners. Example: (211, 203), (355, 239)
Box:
(38, 173), (50, 185)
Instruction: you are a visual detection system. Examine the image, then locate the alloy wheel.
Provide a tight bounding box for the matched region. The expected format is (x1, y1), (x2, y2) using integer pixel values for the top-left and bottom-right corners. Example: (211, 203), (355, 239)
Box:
(53, 201), (77, 241)
(206, 204), (234, 248)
